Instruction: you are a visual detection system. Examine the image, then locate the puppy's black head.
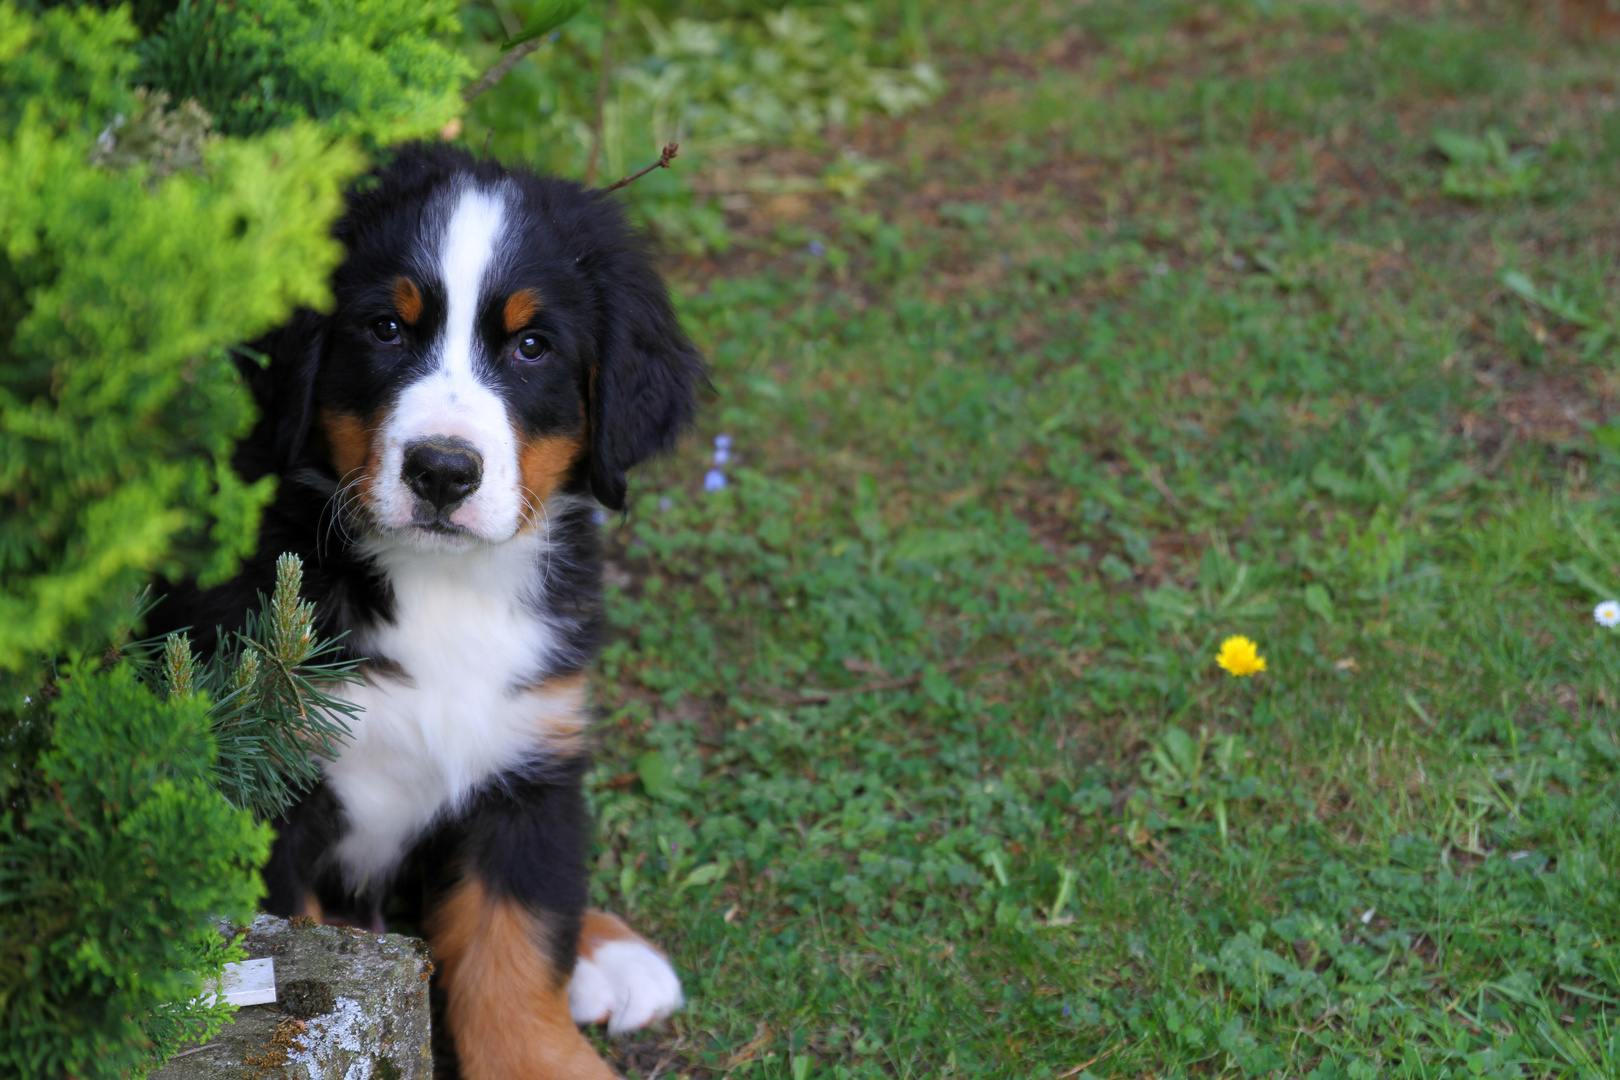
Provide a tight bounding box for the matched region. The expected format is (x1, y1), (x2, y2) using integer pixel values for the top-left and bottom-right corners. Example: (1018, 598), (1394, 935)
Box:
(254, 144), (702, 546)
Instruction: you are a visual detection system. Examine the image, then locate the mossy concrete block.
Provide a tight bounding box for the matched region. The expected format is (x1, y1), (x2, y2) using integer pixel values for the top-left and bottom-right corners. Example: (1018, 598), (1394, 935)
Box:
(153, 915), (434, 1080)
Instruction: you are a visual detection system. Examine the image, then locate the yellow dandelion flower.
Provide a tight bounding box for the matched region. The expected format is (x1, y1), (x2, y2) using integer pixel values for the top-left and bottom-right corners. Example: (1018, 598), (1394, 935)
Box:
(1217, 635), (1266, 677)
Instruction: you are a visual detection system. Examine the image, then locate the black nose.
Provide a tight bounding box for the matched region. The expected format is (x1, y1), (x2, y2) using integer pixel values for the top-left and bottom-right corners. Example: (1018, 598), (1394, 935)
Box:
(402, 438), (482, 512)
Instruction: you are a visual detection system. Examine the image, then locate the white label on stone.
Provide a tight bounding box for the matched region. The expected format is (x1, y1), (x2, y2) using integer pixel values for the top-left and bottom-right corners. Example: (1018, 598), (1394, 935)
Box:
(214, 958), (277, 1006)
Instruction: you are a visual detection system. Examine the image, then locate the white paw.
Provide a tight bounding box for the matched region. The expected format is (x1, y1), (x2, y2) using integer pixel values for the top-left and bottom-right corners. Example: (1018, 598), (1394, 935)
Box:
(568, 940), (684, 1035)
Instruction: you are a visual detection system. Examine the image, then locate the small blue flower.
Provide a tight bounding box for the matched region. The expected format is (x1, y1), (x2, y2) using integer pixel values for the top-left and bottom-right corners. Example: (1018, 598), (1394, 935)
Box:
(713, 447), (731, 465)
(704, 469), (727, 492)
(658, 496), (673, 512)
(592, 507), (609, 525)
(714, 434), (733, 450)
(807, 241), (826, 257)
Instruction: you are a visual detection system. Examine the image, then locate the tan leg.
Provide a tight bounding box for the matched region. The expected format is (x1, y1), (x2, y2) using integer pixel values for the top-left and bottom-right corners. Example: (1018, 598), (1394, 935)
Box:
(301, 888), (386, 933)
(429, 879), (617, 1080)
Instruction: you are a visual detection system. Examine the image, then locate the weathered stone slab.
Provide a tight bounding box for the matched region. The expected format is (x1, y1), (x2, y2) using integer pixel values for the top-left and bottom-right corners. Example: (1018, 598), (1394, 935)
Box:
(152, 914), (434, 1080)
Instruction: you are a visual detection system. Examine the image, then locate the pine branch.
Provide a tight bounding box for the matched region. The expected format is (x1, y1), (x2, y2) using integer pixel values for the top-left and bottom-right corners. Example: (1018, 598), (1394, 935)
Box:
(139, 554), (360, 819)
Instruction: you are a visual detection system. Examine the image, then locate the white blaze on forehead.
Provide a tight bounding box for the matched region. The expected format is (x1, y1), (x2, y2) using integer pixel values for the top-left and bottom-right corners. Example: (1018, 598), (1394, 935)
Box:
(371, 182), (527, 545)
(438, 186), (507, 382)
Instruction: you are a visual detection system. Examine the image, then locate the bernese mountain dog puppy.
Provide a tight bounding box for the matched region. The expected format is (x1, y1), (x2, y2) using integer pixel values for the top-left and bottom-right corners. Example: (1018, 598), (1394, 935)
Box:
(151, 144), (703, 1078)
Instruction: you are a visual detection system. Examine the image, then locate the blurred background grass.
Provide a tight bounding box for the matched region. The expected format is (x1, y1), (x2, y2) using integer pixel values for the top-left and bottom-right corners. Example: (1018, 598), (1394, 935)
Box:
(452, 2), (1620, 1077)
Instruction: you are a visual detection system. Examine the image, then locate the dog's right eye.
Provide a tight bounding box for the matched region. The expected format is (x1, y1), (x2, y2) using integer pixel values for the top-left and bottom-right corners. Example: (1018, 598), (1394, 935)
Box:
(371, 318), (402, 345)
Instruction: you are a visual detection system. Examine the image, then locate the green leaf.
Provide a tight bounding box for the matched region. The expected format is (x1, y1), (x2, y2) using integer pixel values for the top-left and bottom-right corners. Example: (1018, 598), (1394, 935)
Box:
(1434, 129), (1490, 164)
(1303, 584), (1334, 624)
(1500, 269), (1604, 330)
(854, 473), (884, 543)
(636, 750), (680, 800)
(1552, 560), (1614, 602)
(1500, 269), (1539, 303)
(502, 0), (590, 49)
(677, 862), (726, 892)
(890, 528), (976, 564)
(1310, 462), (1359, 499)
(1161, 727), (1199, 780)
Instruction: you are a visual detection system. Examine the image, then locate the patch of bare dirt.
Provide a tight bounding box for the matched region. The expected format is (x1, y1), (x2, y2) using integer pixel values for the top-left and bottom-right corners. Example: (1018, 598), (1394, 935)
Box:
(610, 1035), (712, 1079)
(1459, 347), (1617, 462)
(1494, 372), (1602, 445)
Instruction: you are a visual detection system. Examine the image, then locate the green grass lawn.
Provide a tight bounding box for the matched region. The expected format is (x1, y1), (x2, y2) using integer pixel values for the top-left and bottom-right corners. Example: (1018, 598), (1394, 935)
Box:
(577, 3), (1620, 1076)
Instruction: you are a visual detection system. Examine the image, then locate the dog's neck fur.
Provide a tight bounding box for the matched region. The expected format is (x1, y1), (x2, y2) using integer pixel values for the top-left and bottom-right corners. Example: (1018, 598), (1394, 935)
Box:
(321, 497), (595, 891)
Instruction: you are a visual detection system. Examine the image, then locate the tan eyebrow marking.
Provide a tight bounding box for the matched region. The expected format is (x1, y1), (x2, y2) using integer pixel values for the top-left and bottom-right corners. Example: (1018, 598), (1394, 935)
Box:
(391, 276), (422, 325)
(503, 288), (540, 333)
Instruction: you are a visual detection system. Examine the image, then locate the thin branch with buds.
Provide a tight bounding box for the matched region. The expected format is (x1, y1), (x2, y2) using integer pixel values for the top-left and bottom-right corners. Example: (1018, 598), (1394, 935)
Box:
(601, 142), (679, 192)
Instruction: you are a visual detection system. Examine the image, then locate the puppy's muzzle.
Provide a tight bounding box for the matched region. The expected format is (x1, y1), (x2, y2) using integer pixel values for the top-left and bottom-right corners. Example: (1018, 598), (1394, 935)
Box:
(403, 437), (483, 514)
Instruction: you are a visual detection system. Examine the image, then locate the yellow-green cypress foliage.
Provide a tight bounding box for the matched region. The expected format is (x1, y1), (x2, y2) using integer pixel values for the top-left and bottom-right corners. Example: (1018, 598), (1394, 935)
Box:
(0, 2), (470, 1074)
(0, 3), (362, 674)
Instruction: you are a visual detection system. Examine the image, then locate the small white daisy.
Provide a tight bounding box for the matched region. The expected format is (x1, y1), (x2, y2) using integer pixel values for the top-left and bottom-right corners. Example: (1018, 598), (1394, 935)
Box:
(1595, 601), (1620, 627)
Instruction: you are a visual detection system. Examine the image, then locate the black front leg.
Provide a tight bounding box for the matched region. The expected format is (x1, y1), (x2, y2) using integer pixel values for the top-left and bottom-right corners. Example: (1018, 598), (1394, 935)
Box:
(261, 782), (385, 929)
(260, 782), (344, 918)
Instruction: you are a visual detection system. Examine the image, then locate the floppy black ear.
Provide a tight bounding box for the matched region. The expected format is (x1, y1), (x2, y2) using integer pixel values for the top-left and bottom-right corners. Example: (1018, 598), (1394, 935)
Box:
(588, 242), (705, 511)
(232, 309), (327, 482)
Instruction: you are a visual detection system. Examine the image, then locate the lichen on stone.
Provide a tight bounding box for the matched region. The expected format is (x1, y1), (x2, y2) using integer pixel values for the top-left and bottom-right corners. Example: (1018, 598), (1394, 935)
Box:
(281, 979), (337, 1020)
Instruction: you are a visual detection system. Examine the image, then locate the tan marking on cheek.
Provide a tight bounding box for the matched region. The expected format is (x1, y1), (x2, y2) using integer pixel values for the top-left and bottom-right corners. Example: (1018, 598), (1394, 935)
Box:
(320, 407), (387, 505)
(391, 276), (422, 325)
(428, 879), (615, 1080)
(516, 432), (583, 519)
(322, 410), (369, 477)
(503, 288), (540, 333)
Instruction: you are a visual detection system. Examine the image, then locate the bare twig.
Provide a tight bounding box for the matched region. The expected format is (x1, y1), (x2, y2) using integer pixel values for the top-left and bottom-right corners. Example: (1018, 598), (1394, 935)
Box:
(723, 1023), (774, 1067)
(1056, 1042), (1124, 1078)
(601, 143), (679, 193)
(464, 37), (546, 102)
(167, 1043), (220, 1061)
(1140, 463), (1186, 514)
(1483, 430), (1516, 475)
(584, 0), (616, 187)
(775, 650), (1020, 706)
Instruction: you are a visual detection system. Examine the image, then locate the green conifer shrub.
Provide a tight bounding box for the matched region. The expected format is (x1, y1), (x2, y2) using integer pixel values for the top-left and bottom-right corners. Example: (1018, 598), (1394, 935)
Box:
(139, 0), (470, 141)
(0, 2), (469, 1074)
(0, 665), (270, 1078)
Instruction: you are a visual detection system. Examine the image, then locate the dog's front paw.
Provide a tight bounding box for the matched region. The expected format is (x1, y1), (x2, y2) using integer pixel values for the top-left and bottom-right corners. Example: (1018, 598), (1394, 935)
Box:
(568, 910), (684, 1035)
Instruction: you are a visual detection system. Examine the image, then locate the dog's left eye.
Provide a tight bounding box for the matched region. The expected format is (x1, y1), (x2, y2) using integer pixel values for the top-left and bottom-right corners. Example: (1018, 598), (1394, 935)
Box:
(514, 334), (549, 363)
(371, 318), (402, 345)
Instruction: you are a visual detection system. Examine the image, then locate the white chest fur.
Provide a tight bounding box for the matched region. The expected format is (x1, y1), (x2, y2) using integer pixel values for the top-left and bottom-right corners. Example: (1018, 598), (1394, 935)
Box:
(323, 532), (584, 889)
